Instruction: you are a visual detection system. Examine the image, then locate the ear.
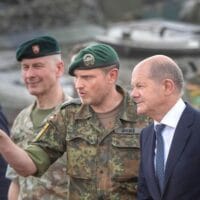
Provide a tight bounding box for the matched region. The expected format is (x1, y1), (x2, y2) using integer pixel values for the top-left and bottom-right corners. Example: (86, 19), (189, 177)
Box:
(163, 79), (174, 95)
(56, 60), (65, 77)
(108, 68), (118, 83)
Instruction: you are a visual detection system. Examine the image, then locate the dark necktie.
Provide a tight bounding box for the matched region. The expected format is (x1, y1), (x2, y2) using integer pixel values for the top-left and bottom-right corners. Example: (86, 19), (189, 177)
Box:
(155, 124), (166, 192)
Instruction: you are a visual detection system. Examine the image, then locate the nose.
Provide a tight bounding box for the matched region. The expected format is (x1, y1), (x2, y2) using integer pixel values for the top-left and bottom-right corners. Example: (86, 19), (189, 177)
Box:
(130, 87), (135, 98)
(74, 77), (84, 90)
(130, 87), (139, 99)
(23, 67), (36, 78)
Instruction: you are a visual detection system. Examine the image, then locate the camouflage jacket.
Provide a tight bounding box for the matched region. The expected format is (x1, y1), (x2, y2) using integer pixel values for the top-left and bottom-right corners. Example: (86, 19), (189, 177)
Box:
(26, 86), (149, 200)
(6, 94), (72, 200)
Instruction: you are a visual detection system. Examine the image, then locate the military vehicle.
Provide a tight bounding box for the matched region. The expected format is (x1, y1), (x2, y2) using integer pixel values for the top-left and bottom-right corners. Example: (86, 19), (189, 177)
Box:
(95, 18), (200, 56)
(95, 18), (200, 109)
(1, 0), (199, 126)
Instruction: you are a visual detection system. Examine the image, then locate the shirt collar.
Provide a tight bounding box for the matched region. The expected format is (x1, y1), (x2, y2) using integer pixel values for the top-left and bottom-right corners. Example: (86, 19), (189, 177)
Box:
(154, 98), (186, 129)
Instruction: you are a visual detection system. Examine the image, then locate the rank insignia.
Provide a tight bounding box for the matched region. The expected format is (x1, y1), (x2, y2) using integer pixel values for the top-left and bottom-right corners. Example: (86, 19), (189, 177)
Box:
(32, 45), (40, 54)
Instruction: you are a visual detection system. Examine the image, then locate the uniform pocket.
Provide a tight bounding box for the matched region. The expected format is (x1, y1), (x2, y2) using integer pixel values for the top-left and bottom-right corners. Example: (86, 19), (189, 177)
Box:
(65, 134), (97, 179)
(110, 131), (140, 180)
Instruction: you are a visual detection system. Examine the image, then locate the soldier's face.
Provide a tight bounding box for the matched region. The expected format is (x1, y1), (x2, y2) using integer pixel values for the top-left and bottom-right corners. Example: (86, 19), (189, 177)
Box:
(21, 55), (63, 97)
(74, 68), (113, 109)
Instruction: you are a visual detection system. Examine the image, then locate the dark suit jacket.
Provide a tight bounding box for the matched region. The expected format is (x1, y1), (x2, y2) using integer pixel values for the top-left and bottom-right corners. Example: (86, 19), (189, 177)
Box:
(0, 106), (10, 200)
(137, 103), (200, 200)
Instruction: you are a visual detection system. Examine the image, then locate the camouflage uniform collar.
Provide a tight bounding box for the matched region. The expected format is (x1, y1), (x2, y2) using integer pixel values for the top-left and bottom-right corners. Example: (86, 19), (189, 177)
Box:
(31, 91), (72, 124)
(117, 85), (137, 122)
(75, 103), (91, 120)
(31, 91), (72, 111)
(75, 85), (137, 122)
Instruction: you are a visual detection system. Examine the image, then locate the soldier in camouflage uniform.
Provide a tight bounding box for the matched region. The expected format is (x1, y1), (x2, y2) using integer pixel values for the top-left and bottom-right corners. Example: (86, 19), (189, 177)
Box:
(6, 36), (71, 200)
(0, 43), (148, 199)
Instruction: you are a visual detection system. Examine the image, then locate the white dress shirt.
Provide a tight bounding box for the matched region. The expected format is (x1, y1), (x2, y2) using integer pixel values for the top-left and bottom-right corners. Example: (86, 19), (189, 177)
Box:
(154, 98), (186, 169)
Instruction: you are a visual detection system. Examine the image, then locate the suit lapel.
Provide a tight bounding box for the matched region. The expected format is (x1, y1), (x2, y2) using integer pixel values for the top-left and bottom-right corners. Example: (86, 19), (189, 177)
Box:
(164, 105), (194, 191)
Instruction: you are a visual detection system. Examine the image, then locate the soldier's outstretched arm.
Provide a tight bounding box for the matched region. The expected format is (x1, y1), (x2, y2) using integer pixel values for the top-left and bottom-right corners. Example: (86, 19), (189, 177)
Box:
(0, 129), (37, 177)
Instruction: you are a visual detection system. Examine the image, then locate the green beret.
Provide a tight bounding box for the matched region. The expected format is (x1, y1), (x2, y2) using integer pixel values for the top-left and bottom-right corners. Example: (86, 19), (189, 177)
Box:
(68, 43), (119, 76)
(16, 36), (61, 61)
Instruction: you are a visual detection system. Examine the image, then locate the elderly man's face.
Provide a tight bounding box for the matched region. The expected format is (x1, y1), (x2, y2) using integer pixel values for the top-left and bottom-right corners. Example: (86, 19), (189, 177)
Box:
(21, 55), (63, 97)
(130, 64), (166, 119)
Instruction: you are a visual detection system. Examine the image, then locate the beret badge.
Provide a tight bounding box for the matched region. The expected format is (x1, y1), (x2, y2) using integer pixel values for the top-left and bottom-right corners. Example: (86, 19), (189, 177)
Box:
(68, 43), (119, 76)
(32, 45), (40, 54)
(83, 53), (95, 67)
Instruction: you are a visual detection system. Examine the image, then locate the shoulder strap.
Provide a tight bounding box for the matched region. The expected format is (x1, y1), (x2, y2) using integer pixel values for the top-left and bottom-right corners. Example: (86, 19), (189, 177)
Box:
(60, 98), (81, 110)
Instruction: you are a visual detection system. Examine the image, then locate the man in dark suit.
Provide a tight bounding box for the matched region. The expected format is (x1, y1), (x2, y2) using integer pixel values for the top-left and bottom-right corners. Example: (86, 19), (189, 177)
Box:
(130, 55), (200, 200)
(0, 105), (10, 200)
